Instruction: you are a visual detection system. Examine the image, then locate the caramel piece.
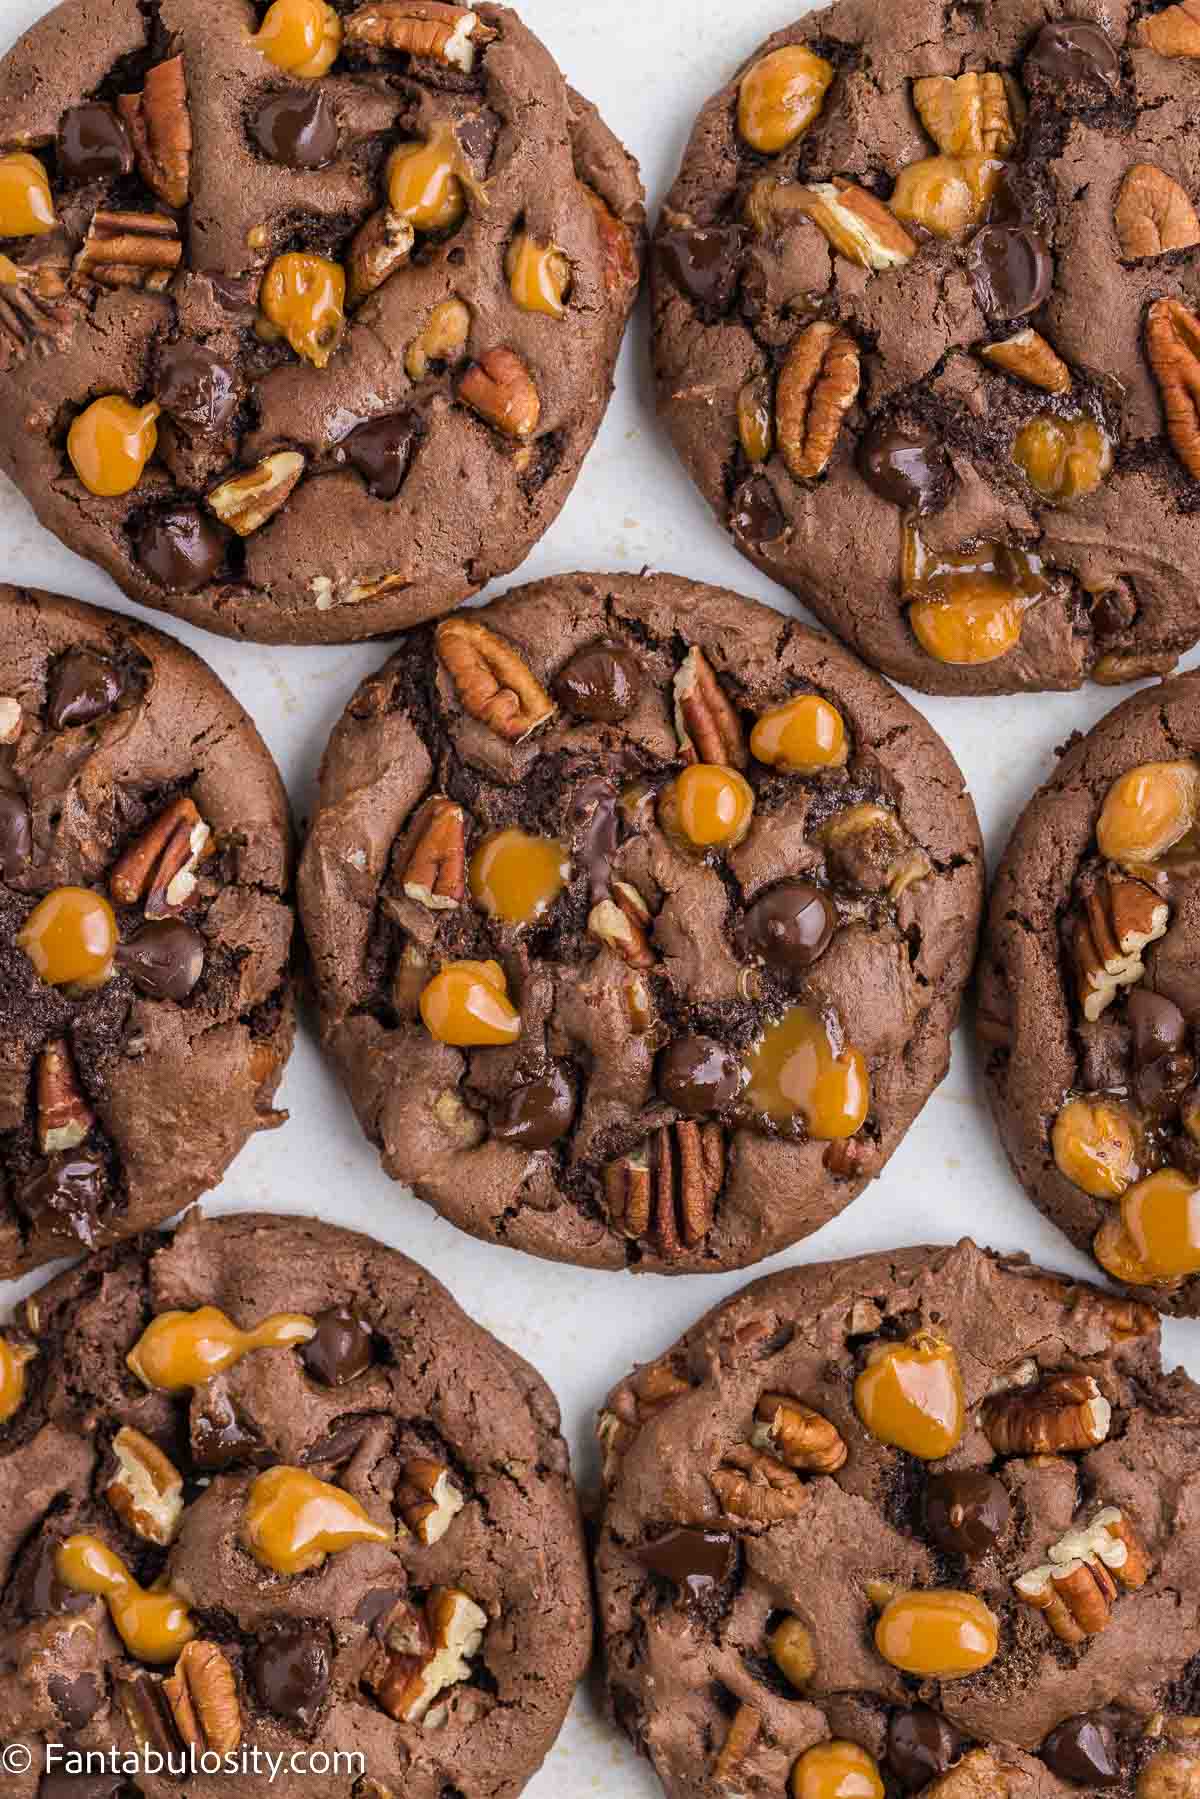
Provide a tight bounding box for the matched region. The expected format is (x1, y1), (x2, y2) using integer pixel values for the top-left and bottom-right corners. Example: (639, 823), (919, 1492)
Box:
(738, 46), (834, 154)
(56, 1534), (195, 1664)
(249, 0), (343, 77)
(506, 234), (571, 316)
(854, 1331), (965, 1458)
(659, 764), (755, 851)
(67, 398), (160, 498)
(0, 1334), (36, 1423)
(891, 153), (1005, 239)
(1013, 411), (1113, 503)
(242, 1466), (391, 1574)
(260, 253), (345, 368)
(387, 127), (476, 233)
(791, 1741), (885, 1799)
(1052, 1097), (1138, 1198)
(1097, 762), (1200, 865)
(469, 828), (569, 926)
(740, 1003), (869, 1138)
(874, 1590), (999, 1678)
(903, 521), (1048, 665)
(1121, 1167), (1200, 1280)
(751, 694), (848, 774)
(419, 959), (521, 1046)
(18, 887), (118, 989)
(127, 1305), (317, 1392)
(0, 152), (56, 237)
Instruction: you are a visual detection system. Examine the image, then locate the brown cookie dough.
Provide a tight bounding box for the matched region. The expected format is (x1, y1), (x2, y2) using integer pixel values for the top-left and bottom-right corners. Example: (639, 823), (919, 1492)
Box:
(298, 571), (984, 1274)
(595, 1239), (1200, 1799)
(652, 1), (1200, 696)
(0, 0), (643, 644)
(0, 1210), (592, 1799)
(0, 585), (294, 1279)
(979, 669), (1200, 1317)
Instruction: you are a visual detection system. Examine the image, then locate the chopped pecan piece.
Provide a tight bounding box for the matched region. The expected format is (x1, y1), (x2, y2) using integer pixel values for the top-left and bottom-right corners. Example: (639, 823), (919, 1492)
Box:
(369, 1587), (487, 1725)
(1116, 164), (1200, 258)
(792, 179), (917, 271)
(710, 1443), (807, 1524)
(714, 1704), (762, 1788)
(110, 796), (213, 918)
(208, 452), (305, 537)
(348, 208), (414, 304)
(458, 347), (540, 439)
(979, 327), (1071, 393)
(435, 616), (556, 742)
(344, 2), (496, 70)
(400, 796), (466, 910)
(604, 1121), (724, 1259)
(118, 56), (191, 210)
(72, 210), (182, 293)
(1094, 649), (1180, 685)
(588, 881), (656, 968)
(105, 1425), (184, 1545)
(163, 1640), (241, 1754)
(1015, 1505), (1150, 1643)
(396, 1457), (465, 1545)
(1147, 296), (1200, 481)
(913, 71), (1023, 158)
(673, 645), (747, 767)
(581, 184), (639, 295)
(1073, 873), (1169, 1021)
(36, 1038), (94, 1154)
(924, 1752), (1019, 1798)
(598, 1356), (692, 1483)
(0, 259), (74, 368)
(751, 1393), (847, 1472)
(777, 321), (861, 481)
(982, 1371), (1112, 1456)
(1137, 0), (1200, 57)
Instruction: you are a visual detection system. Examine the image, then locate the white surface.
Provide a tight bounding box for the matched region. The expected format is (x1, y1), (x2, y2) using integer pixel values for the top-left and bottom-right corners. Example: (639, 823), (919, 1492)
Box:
(0, 1), (1197, 1792)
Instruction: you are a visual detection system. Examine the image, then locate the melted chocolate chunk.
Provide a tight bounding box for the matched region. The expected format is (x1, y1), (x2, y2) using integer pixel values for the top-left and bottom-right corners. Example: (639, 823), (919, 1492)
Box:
(250, 1620), (333, 1728)
(743, 881), (837, 974)
(156, 343), (239, 434)
(636, 1528), (735, 1601)
(49, 1672), (103, 1732)
(14, 1539), (91, 1619)
(116, 920), (205, 1003)
(554, 641), (641, 723)
(250, 88), (339, 169)
(0, 788), (32, 877)
(571, 776), (620, 902)
(887, 1708), (962, 1790)
(1128, 989), (1188, 1065)
(657, 226), (744, 314)
(342, 412), (423, 501)
(1135, 1049), (1196, 1119)
(1041, 1713), (1121, 1786)
(135, 506), (230, 592)
(15, 1154), (105, 1247)
(924, 1470), (1011, 1558)
(1025, 20), (1121, 98)
(968, 226), (1054, 319)
(57, 103), (134, 184)
(730, 475), (786, 547)
(858, 422), (949, 515)
(46, 650), (123, 731)
(489, 1062), (576, 1148)
(657, 1036), (739, 1116)
(190, 1386), (264, 1470)
(301, 1305), (374, 1387)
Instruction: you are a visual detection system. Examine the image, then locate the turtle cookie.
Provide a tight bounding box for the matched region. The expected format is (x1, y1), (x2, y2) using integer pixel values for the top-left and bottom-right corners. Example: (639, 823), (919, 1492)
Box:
(0, 585), (294, 1278)
(298, 571), (983, 1273)
(652, 1), (1200, 695)
(596, 1239), (1200, 1799)
(0, 0), (642, 643)
(0, 1211), (591, 1797)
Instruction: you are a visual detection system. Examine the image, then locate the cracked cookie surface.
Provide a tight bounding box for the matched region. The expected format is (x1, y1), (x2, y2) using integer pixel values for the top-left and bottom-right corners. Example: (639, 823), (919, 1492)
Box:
(0, 1210), (591, 1798)
(298, 571), (983, 1274)
(0, 585), (294, 1279)
(0, 0), (643, 644)
(596, 1239), (1200, 1799)
(652, 0), (1200, 696)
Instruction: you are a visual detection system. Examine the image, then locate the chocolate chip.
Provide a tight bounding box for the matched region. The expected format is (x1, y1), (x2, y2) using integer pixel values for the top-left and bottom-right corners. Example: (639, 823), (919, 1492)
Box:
(300, 1305), (374, 1387)
(14, 1539), (91, 1619)
(968, 226), (1054, 318)
(15, 1153), (106, 1247)
(656, 226), (745, 314)
(924, 1470), (1011, 1559)
(554, 641), (641, 723)
(250, 87), (339, 168)
(57, 103), (134, 183)
(156, 342), (239, 434)
(342, 412), (423, 500)
(249, 1620), (333, 1728)
(0, 788), (32, 877)
(116, 919), (205, 1002)
(730, 475), (787, 547)
(1041, 1713), (1121, 1786)
(303, 1418), (371, 1466)
(46, 650), (123, 731)
(858, 422), (949, 514)
(489, 1062), (576, 1148)
(657, 1036), (740, 1117)
(1127, 989), (1188, 1065)
(135, 505), (230, 592)
(1025, 20), (1121, 98)
(190, 1386), (264, 1470)
(743, 881), (837, 974)
(887, 1708), (962, 1790)
(49, 1672), (103, 1731)
(571, 776), (620, 902)
(1135, 1049), (1196, 1119)
(636, 1528), (735, 1601)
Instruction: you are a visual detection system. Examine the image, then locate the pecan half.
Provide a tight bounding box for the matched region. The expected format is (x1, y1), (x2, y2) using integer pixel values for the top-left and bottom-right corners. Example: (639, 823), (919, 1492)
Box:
(710, 1442), (807, 1524)
(913, 71), (1023, 158)
(163, 1640), (241, 1755)
(751, 1393), (847, 1472)
(1015, 1505), (1150, 1643)
(581, 184), (640, 295)
(588, 881), (656, 968)
(348, 208), (415, 304)
(36, 1038), (94, 1154)
(598, 1357), (692, 1483)
(458, 347), (540, 439)
(714, 1704), (762, 1789)
(982, 1371), (1112, 1456)
(1147, 296), (1200, 481)
(397, 1457), (465, 1545)
(72, 211), (181, 293)
(673, 645), (747, 767)
(1138, 0), (1200, 57)
(979, 327), (1071, 393)
(1073, 872), (1170, 1021)
(105, 1426), (185, 1546)
(118, 56), (191, 210)
(400, 796), (466, 910)
(110, 796), (213, 918)
(344, 2), (496, 70)
(117, 1674), (184, 1756)
(604, 1120), (725, 1258)
(406, 298), (471, 380)
(369, 1587), (487, 1725)
(791, 180), (917, 271)
(1116, 164), (1200, 258)
(435, 616), (556, 742)
(208, 452), (305, 536)
(777, 322), (861, 481)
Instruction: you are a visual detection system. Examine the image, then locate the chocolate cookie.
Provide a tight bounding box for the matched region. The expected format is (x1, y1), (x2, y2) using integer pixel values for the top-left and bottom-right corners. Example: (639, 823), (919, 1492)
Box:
(652, 2), (1200, 696)
(979, 670), (1200, 1317)
(596, 1239), (1200, 1799)
(0, 1210), (591, 1797)
(298, 571), (983, 1273)
(0, 585), (294, 1278)
(0, 1), (643, 645)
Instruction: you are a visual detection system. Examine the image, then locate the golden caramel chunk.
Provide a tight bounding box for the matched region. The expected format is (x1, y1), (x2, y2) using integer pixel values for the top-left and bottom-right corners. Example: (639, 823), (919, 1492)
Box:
(660, 764), (755, 852)
(903, 522), (1047, 666)
(1013, 412), (1113, 504)
(0, 1335), (35, 1424)
(1052, 1097), (1139, 1198)
(791, 1741), (885, 1799)
(127, 1306), (317, 1392)
(1093, 1213), (1169, 1287)
(740, 1003), (869, 1138)
(738, 46), (835, 154)
(260, 252), (346, 368)
(1097, 762), (1200, 865)
(751, 694), (848, 774)
(242, 1466), (391, 1574)
(419, 959), (521, 1046)
(505, 234), (571, 316)
(738, 375), (774, 464)
(67, 398), (160, 498)
(770, 1616), (817, 1689)
(890, 153), (1004, 239)
(874, 1590), (999, 1678)
(0, 152), (56, 237)
(1121, 1167), (1200, 1281)
(854, 1331), (965, 1458)
(469, 828), (569, 926)
(249, 0), (342, 76)
(56, 1535), (194, 1664)
(388, 128), (471, 233)
(18, 887), (117, 989)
